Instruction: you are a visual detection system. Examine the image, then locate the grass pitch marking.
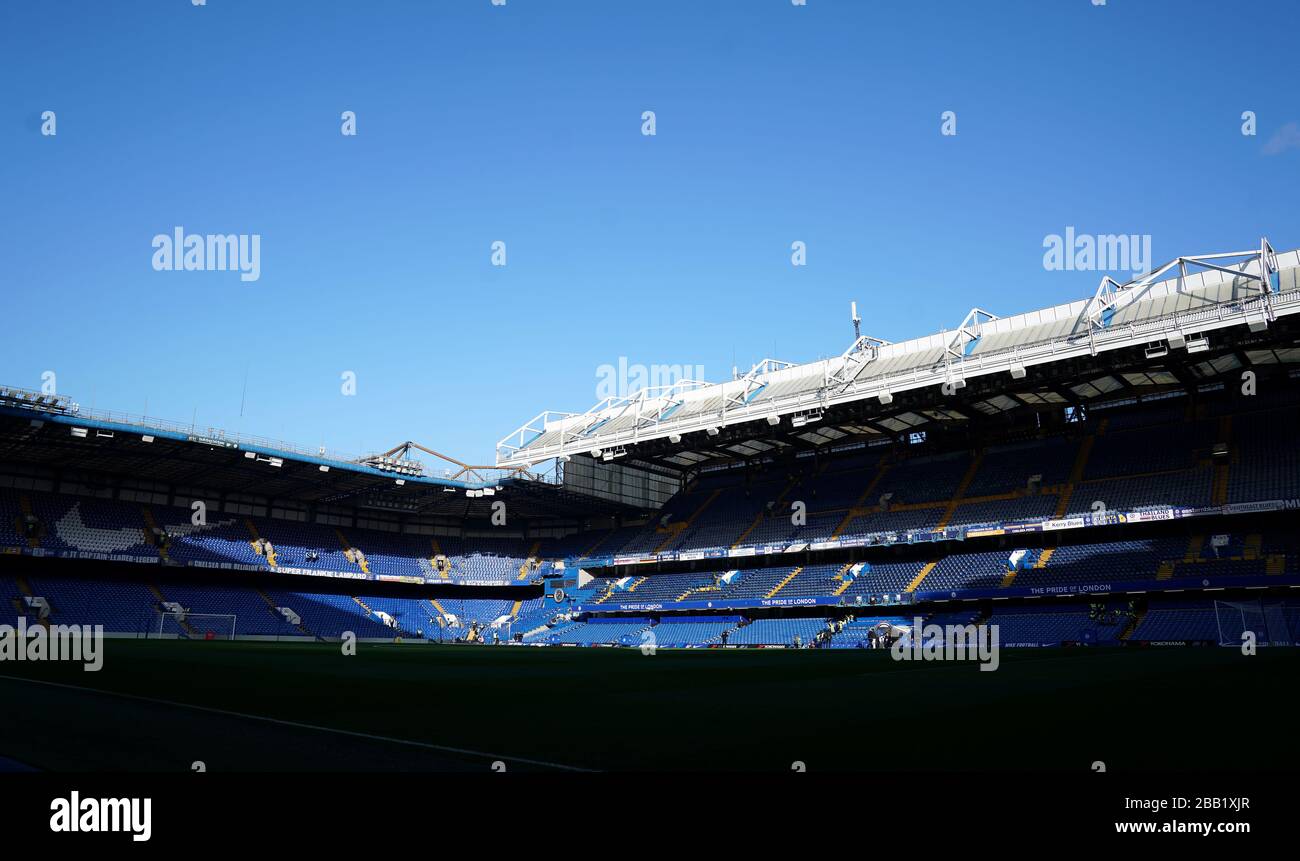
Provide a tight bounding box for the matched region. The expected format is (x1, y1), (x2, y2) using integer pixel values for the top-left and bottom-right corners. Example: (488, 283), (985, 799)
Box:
(0, 673), (593, 772)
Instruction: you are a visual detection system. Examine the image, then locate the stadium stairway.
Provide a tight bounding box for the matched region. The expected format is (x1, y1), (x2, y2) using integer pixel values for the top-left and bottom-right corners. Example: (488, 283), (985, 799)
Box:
(6, 575), (22, 617)
(1211, 415), (1233, 505)
(1212, 462), (1231, 505)
(936, 451), (985, 528)
(731, 476), (799, 548)
(430, 538), (450, 579)
(19, 494), (40, 548)
(765, 566), (803, 598)
(149, 584), (198, 638)
(831, 562), (855, 596)
(905, 560), (939, 593)
(140, 506), (168, 560)
(245, 520), (277, 568)
(335, 529), (369, 574)
(654, 489), (722, 553)
(517, 541), (541, 580)
(1001, 547), (1054, 588)
(1045, 483), (1072, 518)
(14, 575), (49, 630)
(1051, 432), (1097, 518)
(1118, 606), (1147, 641)
(577, 532), (612, 561)
(676, 582), (721, 602)
(589, 581), (617, 604)
(352, 596), (400, 636)
(829, 461), (893, 539)
(255, 588), (315, 638)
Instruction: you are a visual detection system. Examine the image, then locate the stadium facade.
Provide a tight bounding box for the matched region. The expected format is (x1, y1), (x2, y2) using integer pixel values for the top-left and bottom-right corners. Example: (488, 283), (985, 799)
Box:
(2, 240), (1299, 648)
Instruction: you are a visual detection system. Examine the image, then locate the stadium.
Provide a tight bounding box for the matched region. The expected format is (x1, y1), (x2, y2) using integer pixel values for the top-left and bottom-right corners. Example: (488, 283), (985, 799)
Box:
(3, 238), (1299, 775)
(9, 2), (1300, 844)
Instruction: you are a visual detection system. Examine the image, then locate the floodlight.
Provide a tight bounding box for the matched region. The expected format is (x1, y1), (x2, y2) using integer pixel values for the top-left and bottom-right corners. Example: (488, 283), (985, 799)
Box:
(791, 409), (822, 428)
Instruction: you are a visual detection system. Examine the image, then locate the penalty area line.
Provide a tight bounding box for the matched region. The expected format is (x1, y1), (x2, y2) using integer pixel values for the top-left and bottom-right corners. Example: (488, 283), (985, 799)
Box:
(0, 673), (593, 773)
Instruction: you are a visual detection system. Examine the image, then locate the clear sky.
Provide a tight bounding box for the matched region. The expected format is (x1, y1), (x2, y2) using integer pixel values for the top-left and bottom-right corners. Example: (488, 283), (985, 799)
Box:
(2, 0), (1297, 466)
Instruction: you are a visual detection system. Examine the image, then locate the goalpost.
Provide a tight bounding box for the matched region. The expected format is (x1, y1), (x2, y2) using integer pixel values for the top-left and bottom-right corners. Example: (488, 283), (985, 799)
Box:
(1214, 600), (1292, 647)
(155, 612), (237, 641)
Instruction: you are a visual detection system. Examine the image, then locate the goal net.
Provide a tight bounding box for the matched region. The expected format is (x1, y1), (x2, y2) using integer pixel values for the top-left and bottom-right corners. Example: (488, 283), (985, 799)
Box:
(156, 612), (237, 641)
(1214, 600), (1292, 647)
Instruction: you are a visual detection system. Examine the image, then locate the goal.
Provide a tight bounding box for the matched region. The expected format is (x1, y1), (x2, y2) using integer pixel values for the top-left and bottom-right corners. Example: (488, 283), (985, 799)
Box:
(1214, 600), (1292, 647)
(156, 612), (237, 641)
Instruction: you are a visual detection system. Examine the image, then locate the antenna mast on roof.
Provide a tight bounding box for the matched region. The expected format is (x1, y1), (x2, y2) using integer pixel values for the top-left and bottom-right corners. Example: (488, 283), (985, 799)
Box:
(851, 300), (861, 340)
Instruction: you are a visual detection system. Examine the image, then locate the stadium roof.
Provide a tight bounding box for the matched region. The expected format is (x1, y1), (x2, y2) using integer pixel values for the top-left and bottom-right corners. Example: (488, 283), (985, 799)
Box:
(0, 395), (638, 520)
(497, 240), (1300, 471)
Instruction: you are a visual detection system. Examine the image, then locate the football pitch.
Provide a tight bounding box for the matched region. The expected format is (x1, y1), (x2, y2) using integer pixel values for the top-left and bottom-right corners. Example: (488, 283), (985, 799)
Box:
(1, 640), (1296, 772)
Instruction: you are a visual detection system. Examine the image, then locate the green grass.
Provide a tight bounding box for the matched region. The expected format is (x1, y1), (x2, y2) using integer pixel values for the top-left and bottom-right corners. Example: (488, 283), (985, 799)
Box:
(2, 640), (1296, 771)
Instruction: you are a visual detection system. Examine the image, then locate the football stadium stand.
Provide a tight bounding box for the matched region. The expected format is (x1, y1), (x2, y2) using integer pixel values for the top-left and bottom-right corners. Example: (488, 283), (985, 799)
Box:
(2, 239), (1299, 648)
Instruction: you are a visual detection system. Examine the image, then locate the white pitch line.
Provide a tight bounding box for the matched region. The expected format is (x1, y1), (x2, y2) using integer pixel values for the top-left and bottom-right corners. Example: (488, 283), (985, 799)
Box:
(0, 674), (592, 772)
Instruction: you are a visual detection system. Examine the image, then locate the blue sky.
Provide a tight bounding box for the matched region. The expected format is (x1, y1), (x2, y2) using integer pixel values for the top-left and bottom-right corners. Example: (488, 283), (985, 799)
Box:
(2, 0), (1297, 466)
